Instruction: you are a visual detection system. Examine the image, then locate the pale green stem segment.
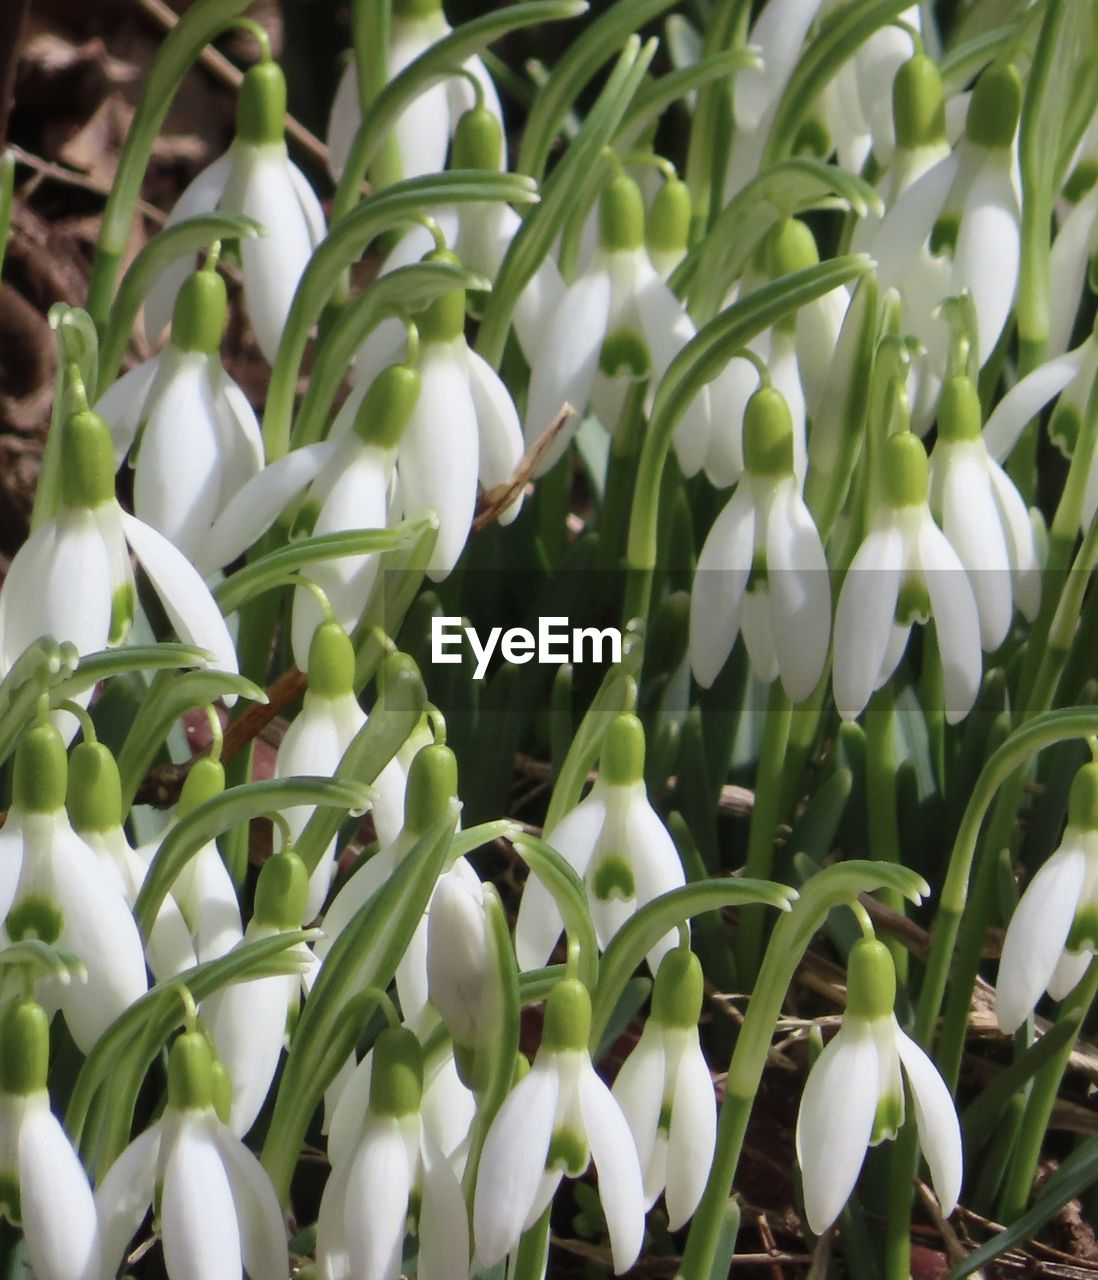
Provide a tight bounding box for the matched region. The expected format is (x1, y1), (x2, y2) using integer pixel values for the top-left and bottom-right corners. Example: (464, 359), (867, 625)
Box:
(350, 0), (401, 190)
(864, 684), (907, 980)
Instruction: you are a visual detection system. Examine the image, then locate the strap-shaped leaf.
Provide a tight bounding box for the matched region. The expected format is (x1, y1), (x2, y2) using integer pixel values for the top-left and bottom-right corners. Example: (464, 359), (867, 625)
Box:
(512, 834), (599, 991)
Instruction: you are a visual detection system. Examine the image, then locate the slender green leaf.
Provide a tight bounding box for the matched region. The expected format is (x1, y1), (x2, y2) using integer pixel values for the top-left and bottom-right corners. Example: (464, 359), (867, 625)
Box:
(512, 835), (599, 991)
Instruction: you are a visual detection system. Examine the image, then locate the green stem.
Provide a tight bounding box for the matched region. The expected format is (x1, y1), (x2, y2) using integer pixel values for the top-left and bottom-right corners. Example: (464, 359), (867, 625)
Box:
(594, 382), (648, 574)
(865, 684), (907, 981)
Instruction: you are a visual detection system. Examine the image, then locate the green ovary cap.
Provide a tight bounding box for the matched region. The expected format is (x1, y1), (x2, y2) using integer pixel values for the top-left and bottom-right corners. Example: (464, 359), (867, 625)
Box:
(845, 938), (897, 1022)
(168, 1032), (215, 1111)
(171, 270), (228, 354)
(743, 386), (795, 475)
(881, 432), (929, 507)
(893, 54), (946, 150)
(542, 977), (592, 1053)
(966, 63), (1022, 149)
(1068, 763), (1098, 830)
(254, 850), (309, 928)
(651, 947), (704, 1028)
(404, 744), (458, 832)
(600, 713), (645, 785)
(353, 363), (421, 449)
(762, 218), (818, 278)
(452, 106), (503, 171)
(14, 723), (67, 815)
(307, 621), (356, 698)
(211, 1059), (233, 1126)
(61, 410), (116, 510)
(179, 757), (226, 816)
(68, 742), (123, 834)
(937, 376), (982, 442)
(0, 1001), (49, 1096)
(647, 177), (691, 254)
(418, 250), (466, 344)
(599, 173), (645, 252)
(236, 60), (287, 147)
(369, 1027), (424, 1116)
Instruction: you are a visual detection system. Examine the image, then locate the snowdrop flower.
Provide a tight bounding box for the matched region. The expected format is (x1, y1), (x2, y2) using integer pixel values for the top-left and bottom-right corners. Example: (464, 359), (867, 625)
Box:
(0, 999), (100, 1280)
(96, 1031), (289, 1280)
(690, 386), (830, 700)
(515, 714), (685, 972)
(316, 1026), (468, 1280)
(277, 622), (407, 919)
(145, 58), (325, 363)
(95, 265), (263, 569)
(67, 741), (196, 983)
(997, 763), (1098, 1032)
(473, 977), (644, 1273)
(426, 871), (494, 1048)
(611, 948), (716, 1230)
(1046, 172), (1098, 357)
(0, 401), (239, 694)
(0, 723), (147, 1054)
(524, 172), (709, 476)
(326, 0), (502, 182)
(796, 936), (961, 1234)
(205, 851), (311, 1136)
(833, 431), (982, 724)
(928, 375), (1040, 650)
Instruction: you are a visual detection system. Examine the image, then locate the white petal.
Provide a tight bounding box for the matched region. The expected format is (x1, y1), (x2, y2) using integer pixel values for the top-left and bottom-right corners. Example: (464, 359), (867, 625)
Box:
(996, 843), (1087, 1032)
(314, 847), (395, 963)
(473, 1062), (559, 1267)
(216, 1123), (290, 1280)
(735, 0), (825, 129)
(982, 347), (1088, 462)
(704, 354), (758, 488)
(162, 1116), (243, 1280)
(870, 151), (959, 289)
(795, 1020), (879, 1235)
(952, 154), (1020, 367)
(326, 60), (360, 181)
(611, 1033), (665, 1204)
(797, 287), (848, 420)
(417, 1130), (470, 1280)
(917, 516), (983, 723)
(182, 842), (244, 963)
(210, 367), (266, 499)
(986, 460), (1041, 621)
(832, 523), (904, 721)
(95, 1125), (160, 1280)
(1048, 186), (1098, 356)
(689, 484), (755, 688)
(464, 349), (525, 524)
(287, 159), (327, 249)
(19, 1102), (100, 1280)
(625, 799), (686, 973)
(893, 1026), (963, 1218)
(578, 1063), (645, 1274)
(209, 968), (293, 1136)
(664, 1036), (717, 1231)
(94, 356), (161, 465)
(390, 69), (449, 179)
(1048, 946), (1093, 1001)
(766, 484), (831, 702)
(326, 1054), (373, 1172)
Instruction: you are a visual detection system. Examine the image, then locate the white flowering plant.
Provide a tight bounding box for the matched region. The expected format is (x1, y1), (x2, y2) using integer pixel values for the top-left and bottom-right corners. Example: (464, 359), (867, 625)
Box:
(0, 0), (1097, 1277)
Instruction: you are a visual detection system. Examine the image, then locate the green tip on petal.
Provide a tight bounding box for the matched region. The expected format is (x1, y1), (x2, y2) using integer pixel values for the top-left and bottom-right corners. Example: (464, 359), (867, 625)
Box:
(14, 723), (68, 815)
(168, 1032), (216, 1111)
(792, 116), (832, 160)
(1069, 763), (1098, 830)
(68, 742), (123, 834)
(651, 948), (704, 1028)
(880, 432), (929, 508)
(599, 173), (645, 253)
(404, 744), (458, 833)
(171, 270), (228, 354)
(743, 386), (795, 475)
(646, 177), (691, 255)
(542, 977), (592, 1053)
(936, 376), (982, 442)
(452, 106), (503, 171)
(307, 621), (357, 698)
(845, 938), (896, 1022)
(61, 410), (116, 510)
(353, 363), (421, 449)
(236, 60), (287, 146)
(893, 54), (946, 150)
(179, 757), (226, 817)
(966, 63), (1022, 149)
(254, 850), (309, 928)
(0, 1001), (50, 1097)
(600, 713), (646, 785)
(369, 1027), (424, 1116)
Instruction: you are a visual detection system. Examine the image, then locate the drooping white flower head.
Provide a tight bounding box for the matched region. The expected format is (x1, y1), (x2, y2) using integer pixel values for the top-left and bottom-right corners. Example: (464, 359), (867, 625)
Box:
(612, 948), (716, 1230)
(426, 871), (495, 1049)
(0, 999), (101, 1280)
(326, 0), (501, 183)
(796, 937), (962, 1235)
(95, 1031), (289, 1280)
(145, 59), (326, 364)
(95, 265), (263, 568)
(474, 977), (644, 1273)
(690, 385), (830, 701)
(832, 431), (982, 724)
(996, 762), (1098, 1033)
(0, 723), (148, 1054)
(515, 714), (686, 973)
(523, 172), (709, 477)
(316, 1026), (469, 1280)
(928, 375), (1041, 651)
(276, 622), (407, 920)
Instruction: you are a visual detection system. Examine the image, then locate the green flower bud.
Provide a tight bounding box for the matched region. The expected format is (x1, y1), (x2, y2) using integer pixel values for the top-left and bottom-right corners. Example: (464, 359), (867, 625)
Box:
(936, 376), (982, 442)
(68, 742), (123, 834)
(966, 63), (1022, 150)
(646, 177), (691, 258)
(881, 432), (929, 507)
(353, 363), (421, 449)
(452, 106), (503, 171)
(404, 744), (458, 833)
(178, 757), (226, 817)
(0, 1001), (49, 1096)
(1068, 763), (1098, 830)
(761, 218), (819, 278)
(1064, 160), (1098, 203)
(743, 386), (795, 476)
(651, 947), (704, 1028)
(893, 54), (946, 150)
(236, 61), (287, 147)
(170, 270), (228, 354)
(254, 850), (309, 929)
(600, 714), (645, 785)
(844, 938), (896, 1022)
(168, 1032), (216, 1111)
(307, 622), (356, 698)
(542, 977), (592, 1053)
(61, 410), (115, 510)
(599, 174), (645, 253)
(13, 723), (67, 815)
(369, 1027), (424, 1116)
